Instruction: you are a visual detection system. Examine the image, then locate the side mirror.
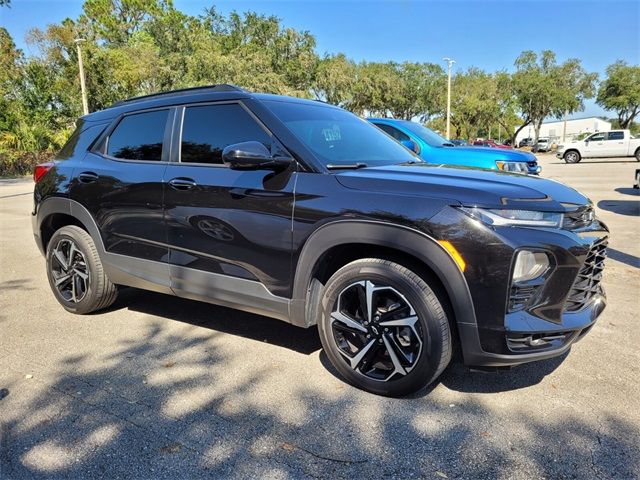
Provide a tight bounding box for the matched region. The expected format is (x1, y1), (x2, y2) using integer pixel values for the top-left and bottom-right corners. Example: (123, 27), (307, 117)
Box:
(400, 139), (419, 153)
(222, 141), (292, 171)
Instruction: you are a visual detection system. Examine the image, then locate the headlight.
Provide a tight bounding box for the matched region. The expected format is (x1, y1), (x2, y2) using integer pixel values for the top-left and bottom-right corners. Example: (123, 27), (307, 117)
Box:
(512, 250), (550, 282)
(495, 161), (529, 173)
(459, 207), (564, 228)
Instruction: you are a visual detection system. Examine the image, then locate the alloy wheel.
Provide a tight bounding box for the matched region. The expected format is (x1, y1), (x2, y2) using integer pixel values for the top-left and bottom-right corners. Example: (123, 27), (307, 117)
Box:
(50, 238), (89, 303)
(330, 280), (423, 381)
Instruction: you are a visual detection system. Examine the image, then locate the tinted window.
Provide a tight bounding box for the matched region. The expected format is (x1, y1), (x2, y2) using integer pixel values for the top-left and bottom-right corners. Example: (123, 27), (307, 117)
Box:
(181, 104), (271, 164)
(107, 110), (168, 161)
(401, 121), (449, 146)
(376, 124), (410, 142)
(264, 101), (418, 167)
(607, 131), (624, 140)
(59, 123), (108, 159)
(589, 133), (605, 141)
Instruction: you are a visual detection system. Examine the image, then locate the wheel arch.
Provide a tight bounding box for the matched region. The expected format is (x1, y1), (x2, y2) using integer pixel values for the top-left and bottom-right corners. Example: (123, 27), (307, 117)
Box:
(36, 197), (107, 256)
(290, 220), (477, 332)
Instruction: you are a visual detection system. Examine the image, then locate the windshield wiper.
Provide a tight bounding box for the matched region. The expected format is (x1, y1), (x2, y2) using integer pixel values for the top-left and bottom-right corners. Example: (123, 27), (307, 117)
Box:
(326, 162), (368, 170)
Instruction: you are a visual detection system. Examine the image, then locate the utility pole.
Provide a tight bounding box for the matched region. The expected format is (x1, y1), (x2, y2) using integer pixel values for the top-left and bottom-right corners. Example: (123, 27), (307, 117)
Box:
(443, 57), (455, 140)
(75, 38), (89, 116)
(562, 109), (568, 143)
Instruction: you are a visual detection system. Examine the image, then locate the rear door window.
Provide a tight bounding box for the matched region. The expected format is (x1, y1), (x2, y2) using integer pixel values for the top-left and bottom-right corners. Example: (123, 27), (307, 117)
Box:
(107, 109), (169, 161)
(607, 131), (624, 140)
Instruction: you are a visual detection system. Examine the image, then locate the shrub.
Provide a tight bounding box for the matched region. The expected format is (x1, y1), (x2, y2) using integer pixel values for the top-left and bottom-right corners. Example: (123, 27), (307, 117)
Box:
(0, 150), (54, 177)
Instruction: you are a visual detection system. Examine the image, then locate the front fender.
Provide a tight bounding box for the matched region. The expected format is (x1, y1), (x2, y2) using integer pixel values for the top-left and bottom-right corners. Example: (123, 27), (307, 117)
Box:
(289, 220), (477, 331)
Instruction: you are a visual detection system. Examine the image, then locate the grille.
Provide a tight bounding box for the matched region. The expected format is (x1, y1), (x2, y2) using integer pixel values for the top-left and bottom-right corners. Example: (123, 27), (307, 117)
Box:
(564, 238), (607, 312)
(563, 206), (595, 230)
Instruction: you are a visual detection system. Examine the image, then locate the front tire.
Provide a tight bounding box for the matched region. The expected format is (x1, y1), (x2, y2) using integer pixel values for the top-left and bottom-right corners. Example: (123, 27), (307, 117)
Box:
(634, 148), (640, 162)
(46, 225), (118, 314)
(564, 150), (581, 164)
(317, 259), (451, 397)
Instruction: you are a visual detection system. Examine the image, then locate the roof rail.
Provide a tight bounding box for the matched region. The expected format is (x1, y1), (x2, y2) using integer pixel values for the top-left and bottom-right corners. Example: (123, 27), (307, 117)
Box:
(111, 84), (247, 107)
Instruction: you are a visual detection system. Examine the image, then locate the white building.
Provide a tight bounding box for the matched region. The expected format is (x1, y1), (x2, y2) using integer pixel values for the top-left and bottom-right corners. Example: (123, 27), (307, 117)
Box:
(515, 117), (612, 144)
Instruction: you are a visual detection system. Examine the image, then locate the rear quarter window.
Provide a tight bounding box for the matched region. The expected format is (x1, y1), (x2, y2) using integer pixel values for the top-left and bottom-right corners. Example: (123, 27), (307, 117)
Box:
(57, 122), (109, 160)
(106, 109), (169, 161)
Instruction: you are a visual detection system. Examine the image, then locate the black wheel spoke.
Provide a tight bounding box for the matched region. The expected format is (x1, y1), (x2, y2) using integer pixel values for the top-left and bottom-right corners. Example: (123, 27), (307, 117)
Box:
(332, 320), (367, 337)
(358, 342), (382, 374)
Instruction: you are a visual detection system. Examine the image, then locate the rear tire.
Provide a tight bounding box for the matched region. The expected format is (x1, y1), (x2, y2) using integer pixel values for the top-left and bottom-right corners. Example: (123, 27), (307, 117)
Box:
(46, 225), (118, 314)
(564, 150), (581, 164)
(317, 258), (451, 397)
(634, 148), (640, 162)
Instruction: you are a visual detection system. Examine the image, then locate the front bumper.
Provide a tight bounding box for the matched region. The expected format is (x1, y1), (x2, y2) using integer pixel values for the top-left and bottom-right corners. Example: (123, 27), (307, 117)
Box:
(458, 294), (605, 367)
(430, 208), (609, 368)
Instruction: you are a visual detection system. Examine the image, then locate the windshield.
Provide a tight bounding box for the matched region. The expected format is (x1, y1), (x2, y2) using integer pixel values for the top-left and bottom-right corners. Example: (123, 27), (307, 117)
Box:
(264, 100), (419, 167)
(398, 121), (449, 147)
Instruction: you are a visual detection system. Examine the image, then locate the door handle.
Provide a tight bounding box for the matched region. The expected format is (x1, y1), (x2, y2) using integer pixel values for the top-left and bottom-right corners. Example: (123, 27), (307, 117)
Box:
(168, 178), (197, 190)
(78, 172), (99, 183)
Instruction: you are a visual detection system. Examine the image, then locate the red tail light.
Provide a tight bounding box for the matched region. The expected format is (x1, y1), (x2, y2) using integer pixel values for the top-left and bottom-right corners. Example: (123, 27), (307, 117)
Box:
(33, 162), (55, 183)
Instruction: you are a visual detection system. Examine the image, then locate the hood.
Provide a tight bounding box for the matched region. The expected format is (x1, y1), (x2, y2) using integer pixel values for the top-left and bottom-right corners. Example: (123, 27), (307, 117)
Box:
(335, 163), (589, 211)
(435, 146), (537, 162)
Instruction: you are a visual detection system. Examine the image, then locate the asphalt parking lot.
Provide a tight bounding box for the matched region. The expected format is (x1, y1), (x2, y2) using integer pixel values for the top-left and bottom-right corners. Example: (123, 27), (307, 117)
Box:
(1, 154), (639, 479)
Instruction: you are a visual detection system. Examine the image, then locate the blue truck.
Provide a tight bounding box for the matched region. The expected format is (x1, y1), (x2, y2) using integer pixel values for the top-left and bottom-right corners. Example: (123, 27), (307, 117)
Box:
(369, 118), (541, 174)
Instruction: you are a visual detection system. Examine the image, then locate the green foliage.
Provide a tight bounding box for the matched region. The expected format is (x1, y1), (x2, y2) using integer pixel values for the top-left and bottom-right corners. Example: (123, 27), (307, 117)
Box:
(0, 3), (604, 176)
(511, 50), (597, 143)
(597, 61), (640, 129)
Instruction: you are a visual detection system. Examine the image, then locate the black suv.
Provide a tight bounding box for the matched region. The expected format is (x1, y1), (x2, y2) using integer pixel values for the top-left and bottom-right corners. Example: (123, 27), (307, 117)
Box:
(32, 85), (608, 396)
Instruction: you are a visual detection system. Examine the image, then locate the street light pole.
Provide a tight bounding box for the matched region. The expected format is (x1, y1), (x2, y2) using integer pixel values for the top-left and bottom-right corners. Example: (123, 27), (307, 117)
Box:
(443, 57), (455, 140)
(75, 38), (89, 116)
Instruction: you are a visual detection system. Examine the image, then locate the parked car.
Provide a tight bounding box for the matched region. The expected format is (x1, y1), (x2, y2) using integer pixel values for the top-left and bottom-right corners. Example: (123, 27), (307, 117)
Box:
(449, 139), (467, 146)
(33, 85), (607, 397)
(519, 138), (534, 148)
(472, 139), (512, 149)
(557, 130), (640, 163)
(369, 118), (540, 174)
(533, 137), (552, 153)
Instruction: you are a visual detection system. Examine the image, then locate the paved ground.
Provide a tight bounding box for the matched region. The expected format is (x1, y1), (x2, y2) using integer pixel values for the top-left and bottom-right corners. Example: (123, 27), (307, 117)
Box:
(0, 155), (639, 479)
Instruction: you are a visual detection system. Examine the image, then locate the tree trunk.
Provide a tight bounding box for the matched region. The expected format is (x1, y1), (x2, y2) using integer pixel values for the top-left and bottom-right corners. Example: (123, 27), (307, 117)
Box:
(511, 120), (531, 145)
(620, 107), (638, 129)
(533, 118), (543, 144)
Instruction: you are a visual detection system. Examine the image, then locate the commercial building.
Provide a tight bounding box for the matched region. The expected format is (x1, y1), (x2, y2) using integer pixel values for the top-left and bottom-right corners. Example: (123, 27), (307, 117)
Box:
(515, 117), (612, 144)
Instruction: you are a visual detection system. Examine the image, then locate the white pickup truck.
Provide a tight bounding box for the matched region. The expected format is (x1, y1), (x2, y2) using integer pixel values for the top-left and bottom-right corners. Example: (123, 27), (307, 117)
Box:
(557, 130), (640, 163)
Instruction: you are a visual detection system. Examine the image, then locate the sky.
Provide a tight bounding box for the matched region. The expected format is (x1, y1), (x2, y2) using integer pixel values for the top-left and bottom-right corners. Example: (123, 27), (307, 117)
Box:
(2, 0), (639, 119)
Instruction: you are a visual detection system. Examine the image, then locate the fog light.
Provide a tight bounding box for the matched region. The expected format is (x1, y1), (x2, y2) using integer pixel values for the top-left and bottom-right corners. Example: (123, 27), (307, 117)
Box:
(513, 251), (549, 283)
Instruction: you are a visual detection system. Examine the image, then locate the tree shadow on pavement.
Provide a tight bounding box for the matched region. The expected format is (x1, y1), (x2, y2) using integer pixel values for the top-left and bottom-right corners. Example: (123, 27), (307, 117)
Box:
(1, 318), (639, 480)
(106, 288), (322, 355)
(614, 187), (640, 196)
(597, 199), (640, 217)
(606, 248), (640, 270)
